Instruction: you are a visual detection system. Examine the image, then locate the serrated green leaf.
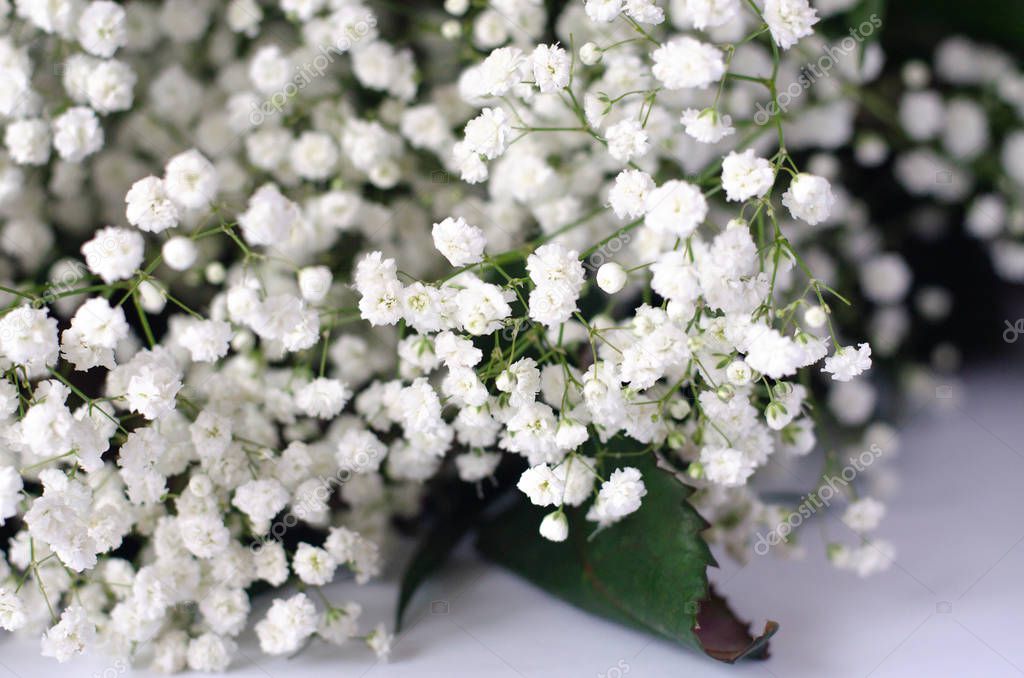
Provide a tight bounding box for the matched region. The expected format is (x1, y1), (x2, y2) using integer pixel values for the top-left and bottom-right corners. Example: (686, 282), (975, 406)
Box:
(476, 452), (777, 662)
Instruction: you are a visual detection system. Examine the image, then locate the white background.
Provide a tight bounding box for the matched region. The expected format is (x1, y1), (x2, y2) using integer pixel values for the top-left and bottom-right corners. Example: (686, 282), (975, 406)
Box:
(1, 362), (1022, 678)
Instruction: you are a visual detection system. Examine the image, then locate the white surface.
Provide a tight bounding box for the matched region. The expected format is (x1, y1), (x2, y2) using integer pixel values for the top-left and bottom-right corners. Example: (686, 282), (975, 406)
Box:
(1, 363), (1022, 678)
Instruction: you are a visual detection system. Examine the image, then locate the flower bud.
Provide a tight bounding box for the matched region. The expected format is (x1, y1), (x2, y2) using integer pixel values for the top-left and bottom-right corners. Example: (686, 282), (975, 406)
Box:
(725, 360), (751, 386)
(162, 236), (197, 271)
(539, 511), (569, 542)
(596, 262), (626, 294)
(804, 305), (827, 328)
(580, 42), (601, 66)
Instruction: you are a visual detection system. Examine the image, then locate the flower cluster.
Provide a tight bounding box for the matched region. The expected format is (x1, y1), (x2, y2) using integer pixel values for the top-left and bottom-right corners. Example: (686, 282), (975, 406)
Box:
(890, 36), (1024, 281)
(0, 0), (919, 671)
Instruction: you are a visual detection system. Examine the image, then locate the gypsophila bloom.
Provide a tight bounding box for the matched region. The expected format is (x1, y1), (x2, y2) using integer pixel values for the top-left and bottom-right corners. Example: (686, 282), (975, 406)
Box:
(432, 217), (487, 266)
(700, 447), (756, 487)
(126, 176), (179, 233)
(164, 149), (218, 209)
(651, 38), (725, 90)
(463, 107), (511, 160)
(293, 543), (338, 586)
(609, 169), (654, 219)
(596, 262), (628, 294)
(296, 378), (351, 419)
(78, 1), (127, 57)
(782, 173), (835, 225)
(645, 180), (709, 237)
(823, 343), (873, 381)
(586, 467), (646, 527)
(52, 107), (104, 162)
(722, 150), (775, 202)
(842, 497), (886, 533)
(5, 118), (51, 165)
(606, 119), (649, 163)
(539, 511), (569, 542)
(256, 593), (320, 656)
(532, 43), (570, 93)
(40, 605), (95, 663)
(0, 306), (59, 370)
(81, 226), (145, 283)
(680, 108), (735, 143)
(763, 0), (819, 50)
(0, 588), (26, 631)
(0, 0), (912, 667)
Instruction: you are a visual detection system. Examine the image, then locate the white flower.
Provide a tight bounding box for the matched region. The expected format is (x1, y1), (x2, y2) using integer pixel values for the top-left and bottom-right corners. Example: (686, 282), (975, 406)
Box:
(432, 216), (487, 267)
(0, 306), (59, 370)
(4, 119), (51, 165)
(238, 183), (301, 246)
(586, 467), (646, 527)
(78, 1), (127, 57)
(255, 593), (320, 656)
(822, 343), (873, 381)
(40, 605), (95, 663)
(232, 479), (289, 534)
(625, 0), (664, 24)
(463, 107), (511, 160)
(164, 149), (218, 210)
(366, 623), (393, 661)
(764, 0), (819, 50)
(179, 513), (231, 560)
(745, 326), (806, 379)
(162, 236), (198, 271)
(298, 265), (333, 303)
(0, 467), (22, 526)
(831, 540), (895, 577)
(517, 465), (564, 506)
(293, 543), (338, 586)
(539, 511), (569, 542)
(677, 0), (740, 29)
(455, 451), (502, 481)
(478, 46), (526, 96)
(290, 130), (338, 180)
(721, 150), (775, 202)
(782, 173), (835, 225)
(81, 226), (145, 283)
(86, 58), (136, 113)
(296, 378), (351, 419)
(700, 447), (755, 486)
(53, 107), (104, 162)
(644, 180), (708, 237)
(842, 497), (886, 533)
(608, 169), (654, 219)
(532, 43), (570, 93)
(177, 319), (232, 363)
(0, 588), (26, 631)
(680, 108), (735, 143)
(585, 0), (623, 22)
(199, 587), (250, 637)
(596, 262), (627, 294)
(651, 37), (725, 90)
(187, 632), (236, 672)
(526, 244), (585, 327)
(605, 118), (649, 163)
(126, 176), (179, 233)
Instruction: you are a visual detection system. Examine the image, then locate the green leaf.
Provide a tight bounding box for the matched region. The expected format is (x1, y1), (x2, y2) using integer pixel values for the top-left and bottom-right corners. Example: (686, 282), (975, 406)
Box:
(476, 452), (777, 662)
